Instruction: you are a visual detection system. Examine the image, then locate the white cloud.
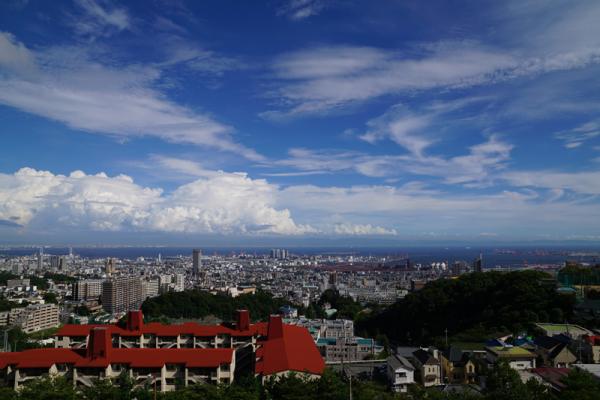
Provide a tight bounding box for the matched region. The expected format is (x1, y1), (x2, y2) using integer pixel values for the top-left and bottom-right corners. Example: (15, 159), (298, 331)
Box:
(333, 223), (397, 236)
(71, 0), (131, 38)
(0, 32), (262, 161)
(270, 135), (512, 184)
(265, 0), (600, 118)
(277, 0), (328, 20)
(359, 105), (433, 156)
(0, 167), (310, 235)
(157, 37), (246, 77)
(555, 121), (600, 149)
(502, 170), (600, 195)
(277, 183), (600, 237)
(1, 165), (599, 239)
(0, 32), (37, 77)
(264, 42), (517, 117)
(147, 155), (220, 178)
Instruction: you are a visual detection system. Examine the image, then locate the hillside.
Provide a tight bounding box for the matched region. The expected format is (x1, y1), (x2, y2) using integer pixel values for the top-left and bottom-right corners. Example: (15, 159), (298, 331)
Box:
(357, 270), (575, 345)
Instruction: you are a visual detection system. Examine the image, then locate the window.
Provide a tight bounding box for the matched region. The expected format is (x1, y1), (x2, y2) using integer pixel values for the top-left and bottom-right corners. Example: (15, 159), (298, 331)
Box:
(111, 364), (122, 371)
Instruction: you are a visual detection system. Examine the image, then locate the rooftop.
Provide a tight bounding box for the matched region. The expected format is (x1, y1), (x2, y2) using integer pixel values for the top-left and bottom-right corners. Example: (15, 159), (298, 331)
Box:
(486, 346), (535, 358)
(255, 315), (325, 376)
(535, 323), (591, 336)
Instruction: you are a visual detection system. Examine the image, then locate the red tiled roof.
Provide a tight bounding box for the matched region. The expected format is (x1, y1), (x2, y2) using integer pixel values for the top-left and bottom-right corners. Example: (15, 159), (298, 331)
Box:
(57, 321), (263, 338)
(0, 347), (234, 369)
(585, 335), (600, 346)
(531, 367), (570, 389)
(255, 324), (325, 376)
(56, 310), (269, 339)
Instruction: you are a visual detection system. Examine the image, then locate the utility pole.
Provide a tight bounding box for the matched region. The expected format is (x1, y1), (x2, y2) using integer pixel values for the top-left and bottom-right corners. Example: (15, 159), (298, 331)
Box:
(348, 373), (352, 400)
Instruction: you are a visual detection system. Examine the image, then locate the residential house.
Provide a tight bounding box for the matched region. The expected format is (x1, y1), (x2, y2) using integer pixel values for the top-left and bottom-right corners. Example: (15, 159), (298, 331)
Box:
(387, 355), (415, 393)
(486, 346), (536, 370)
(533, 336), (577, 368)
(441, 346), (478, 384)
(578, 335), (600, 364)
(411, 348), (442, 387)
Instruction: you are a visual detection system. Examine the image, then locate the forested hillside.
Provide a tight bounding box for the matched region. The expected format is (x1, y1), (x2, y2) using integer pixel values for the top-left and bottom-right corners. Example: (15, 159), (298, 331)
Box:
(357, 270), (575, 345)
(141, 289), (293, 322)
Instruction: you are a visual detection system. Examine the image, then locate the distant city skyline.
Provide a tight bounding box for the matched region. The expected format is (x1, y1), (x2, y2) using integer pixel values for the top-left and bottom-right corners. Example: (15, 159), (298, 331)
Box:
(1, 0), (600, 244)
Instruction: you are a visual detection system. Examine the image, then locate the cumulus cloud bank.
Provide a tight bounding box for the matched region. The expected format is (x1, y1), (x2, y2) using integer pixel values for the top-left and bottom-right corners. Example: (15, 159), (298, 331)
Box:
(0, 168), (311, 235)
(333, 223), (397, 236)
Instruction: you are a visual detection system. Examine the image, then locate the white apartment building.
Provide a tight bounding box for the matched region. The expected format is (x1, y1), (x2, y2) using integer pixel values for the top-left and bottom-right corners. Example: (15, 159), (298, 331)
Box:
(73, 279), (104, 301)
(8, 303), (60, 333)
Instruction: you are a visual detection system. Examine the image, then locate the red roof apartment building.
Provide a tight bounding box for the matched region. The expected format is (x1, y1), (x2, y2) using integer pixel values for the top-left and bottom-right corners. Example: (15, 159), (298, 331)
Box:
(0, 310), (324, 391)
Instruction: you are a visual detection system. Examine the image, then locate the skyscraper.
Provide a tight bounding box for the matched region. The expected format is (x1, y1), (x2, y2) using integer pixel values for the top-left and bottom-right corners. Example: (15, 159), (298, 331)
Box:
(36, 248), (43, 270)
(105, 258), (115, 275)
(473, 253), (483, 273)
(73, 279), (104, 301)
(192, 249), (201, 276)
(270, 249), (288, 260)
(101, 277), (143, 314)
(50, 255), (65, 270)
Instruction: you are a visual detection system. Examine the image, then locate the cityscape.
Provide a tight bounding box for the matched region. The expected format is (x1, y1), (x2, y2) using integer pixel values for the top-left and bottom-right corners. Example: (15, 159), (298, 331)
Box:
(2, 0), (600, 399)
(1, 245), (600, 398)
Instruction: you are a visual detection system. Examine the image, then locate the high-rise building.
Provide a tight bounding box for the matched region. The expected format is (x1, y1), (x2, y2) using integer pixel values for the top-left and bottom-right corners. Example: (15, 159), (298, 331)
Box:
(328, 271), (338, 290)
(36, 248), (43, 270)
(192, 249), (202, 276)
(105, 258), (115, 275)
(473, 253), (483, 273)
(73, 279), (104, 301)
(270, 249), (289, 260)
(50, 255), (66, 270)
(174, 274), (185, 292)
(101, 277), (143, 314)
(141, 278), (160, 299)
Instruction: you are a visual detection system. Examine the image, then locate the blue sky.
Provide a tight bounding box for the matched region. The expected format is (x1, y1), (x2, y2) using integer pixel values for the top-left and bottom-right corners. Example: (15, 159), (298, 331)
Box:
(1, 0), (600, 245)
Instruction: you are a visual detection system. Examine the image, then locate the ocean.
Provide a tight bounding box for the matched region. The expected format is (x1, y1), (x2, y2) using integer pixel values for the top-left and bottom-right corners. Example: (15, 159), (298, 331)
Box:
(1, 245), (600, 268)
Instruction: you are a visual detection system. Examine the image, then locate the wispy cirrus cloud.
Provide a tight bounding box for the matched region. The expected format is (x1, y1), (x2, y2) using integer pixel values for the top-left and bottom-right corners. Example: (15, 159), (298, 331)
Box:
(555, 121), (600, 149)
(157, 36), (246, 77)
(271, 134), (512, 185)
(263, 0), (600, 118)
(268, 97), (512, 185)
(70, 0), (131, 38)
(263, 42), (516, 118)
(276, 0), (329, 20)
(502, 169), (600, 195)
(0, 32), (262, 161)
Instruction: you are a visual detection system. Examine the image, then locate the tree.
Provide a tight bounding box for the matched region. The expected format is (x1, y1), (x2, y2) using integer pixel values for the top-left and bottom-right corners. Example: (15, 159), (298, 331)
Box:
(485, 362), (535, 400)
(43, 292), (58, 304)
(81, 378), (122, 400)
(17, 376), (79, 400)
(141, 289), (296, 322)
(559, 369), (600, 400)
(264, 373), (318, 400)
(357, 271), (575, 344)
